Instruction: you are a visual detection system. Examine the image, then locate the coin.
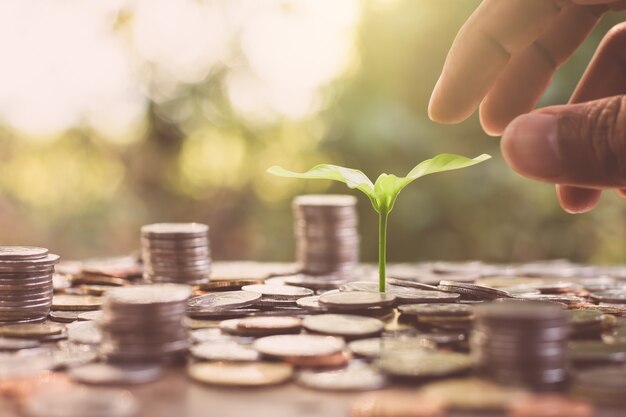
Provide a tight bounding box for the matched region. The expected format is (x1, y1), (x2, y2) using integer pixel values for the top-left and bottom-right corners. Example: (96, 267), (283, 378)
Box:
(398, 303), (473, 317)
(438, 280), (510, 300)
(195, 279), (263, 292)
(241, 284), (314, 300)
(187, 291), (261, 317)
(0, 246), (48, 260)
(296, 362), (387, 391)
(66, 321), (102, 345)
(253, 334), (345, 358)
(386, 278), (440, 291)
(141, 222), (209, 237)
(24, 387), (139, 417)
(190, 341), (260, 362)
(348, 337), (433, 359)
(49, 310), (81, 323)
(50, 342), (98, 369)
(0, 322), (64, 338)
(376, 351), (473, 379)
(69, 363), (163, 385)
(188, 361), (293, 387)
(52, 295), (103, 311)
(302, 314), (384, 339)
(142, 223), (211, 285)
(319, 291), (396, 310)
(296, 295), (329, 312)
(472, 301), (568, 389)
(78, 310), (103, 321)
(589, 289), (626, 304)
(350, 391), (445, 417)
(237, 316), (302, 334)
(293, 194), (359, 277)
(106, 284), (192, 304)
(282, 273), (347, 290)
(342, 282), (460, 304)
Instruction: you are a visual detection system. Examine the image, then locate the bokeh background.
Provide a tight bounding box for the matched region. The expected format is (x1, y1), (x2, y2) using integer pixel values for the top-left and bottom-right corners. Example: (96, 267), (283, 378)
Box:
(1, 0), (625, 264)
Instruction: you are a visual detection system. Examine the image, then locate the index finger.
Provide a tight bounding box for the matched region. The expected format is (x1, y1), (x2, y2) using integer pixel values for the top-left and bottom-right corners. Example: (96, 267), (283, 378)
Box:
(428, 0), (566, 124)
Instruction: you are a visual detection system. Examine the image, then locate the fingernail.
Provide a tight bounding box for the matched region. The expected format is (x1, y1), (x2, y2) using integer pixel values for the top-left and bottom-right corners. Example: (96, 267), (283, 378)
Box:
(501, 114), (561, 179)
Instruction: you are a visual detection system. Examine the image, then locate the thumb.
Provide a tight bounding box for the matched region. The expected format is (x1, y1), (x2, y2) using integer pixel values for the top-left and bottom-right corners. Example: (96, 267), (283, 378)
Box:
(501, 95), (626, 188)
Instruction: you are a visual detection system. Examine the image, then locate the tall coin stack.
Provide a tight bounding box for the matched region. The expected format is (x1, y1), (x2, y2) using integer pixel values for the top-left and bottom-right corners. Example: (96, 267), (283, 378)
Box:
(0, 246), (59, 324)
(293, 195), (359, 278)
(472, 301), (568, 390)
(141, 223), (211, 284)
(99, 284), (192, 363)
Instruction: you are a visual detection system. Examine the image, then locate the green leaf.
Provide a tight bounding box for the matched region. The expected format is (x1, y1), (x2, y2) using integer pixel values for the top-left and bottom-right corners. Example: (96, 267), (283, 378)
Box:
(267, 164), (377, 207)
(406, 153), (491, 180)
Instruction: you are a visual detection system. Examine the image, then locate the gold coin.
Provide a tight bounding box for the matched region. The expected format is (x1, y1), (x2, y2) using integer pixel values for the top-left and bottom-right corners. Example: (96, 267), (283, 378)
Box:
(188, 361), (293, 387)
(52, 295), (102, 311)
(0, 322), (64, 338)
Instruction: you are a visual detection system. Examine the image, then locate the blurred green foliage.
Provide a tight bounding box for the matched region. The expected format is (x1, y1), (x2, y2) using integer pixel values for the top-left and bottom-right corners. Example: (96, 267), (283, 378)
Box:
(1, 1), (625, 264)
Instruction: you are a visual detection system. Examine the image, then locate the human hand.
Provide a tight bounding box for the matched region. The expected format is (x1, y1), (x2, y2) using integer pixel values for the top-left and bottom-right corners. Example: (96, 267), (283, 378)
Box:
(428, 0), (626, 213)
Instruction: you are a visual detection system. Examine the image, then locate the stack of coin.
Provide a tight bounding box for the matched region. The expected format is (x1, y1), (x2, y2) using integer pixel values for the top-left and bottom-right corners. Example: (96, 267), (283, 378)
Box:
(293, 195), (359, 277)
(99, 284), (192, 363)
(472, 301), (568, 390)
(0, 246), (59, 324)
(141, 223), (211, 284)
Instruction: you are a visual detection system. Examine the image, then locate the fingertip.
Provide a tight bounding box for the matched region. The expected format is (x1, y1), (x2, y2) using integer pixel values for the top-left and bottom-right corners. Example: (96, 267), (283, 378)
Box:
(428, 80), (473, 124)
(557, 185), (601, 214)
(478, 104), (506, 137)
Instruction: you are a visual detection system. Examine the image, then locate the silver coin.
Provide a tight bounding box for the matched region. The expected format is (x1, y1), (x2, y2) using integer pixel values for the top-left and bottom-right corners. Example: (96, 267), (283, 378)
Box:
(296, 295), (329, 312)
(141, 222), (208, 237)
(302, 314), (384, 338)
(398, 303), (473, 317)
(296, 362), (387, 391)
(190, 341), (260, 362)
(69, 362), (163, 385)
(78, 310), (104, 321)
(67, 321), (102, 345)
(242, 284), (314, 300)
(0, 246), (48, 260)
(253, 334), (345, 358)
(319, 291), (396, 310)
(188, 290), (261, 311)
(105, 284), (192, 305)
(376, 351), (474, 379)
(342, 281), (460, 304)
(348, 337), (434, 359)
(51, 342), (98, 369)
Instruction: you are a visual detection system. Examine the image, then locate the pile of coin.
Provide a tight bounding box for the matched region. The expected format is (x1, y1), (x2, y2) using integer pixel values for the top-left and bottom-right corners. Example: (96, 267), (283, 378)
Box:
(99, 284), (192, 363)
(472, 300), (568, 390)
(0, 246), (59, 324)
(293, 195), (359, 277)
(141, 223), (211, 284)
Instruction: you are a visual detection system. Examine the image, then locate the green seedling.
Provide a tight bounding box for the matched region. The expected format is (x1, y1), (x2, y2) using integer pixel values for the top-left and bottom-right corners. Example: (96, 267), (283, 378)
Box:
(268, 153), (491, 292)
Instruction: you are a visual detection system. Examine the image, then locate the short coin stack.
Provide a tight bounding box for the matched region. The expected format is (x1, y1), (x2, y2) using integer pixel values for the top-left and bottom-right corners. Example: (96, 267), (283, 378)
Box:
(0, 246), (59, 324)
(293, 195), (359, 277)
(141, 223), (211, 284)
(472, 300), (568, 390)
(99, 284), (192, 363)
